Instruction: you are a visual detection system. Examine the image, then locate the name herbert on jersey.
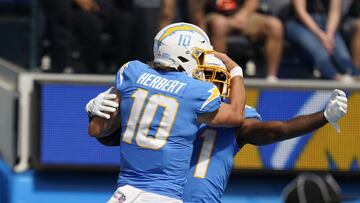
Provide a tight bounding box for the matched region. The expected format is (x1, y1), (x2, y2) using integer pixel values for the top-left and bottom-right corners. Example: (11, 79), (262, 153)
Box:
(137, 72), (187, 95)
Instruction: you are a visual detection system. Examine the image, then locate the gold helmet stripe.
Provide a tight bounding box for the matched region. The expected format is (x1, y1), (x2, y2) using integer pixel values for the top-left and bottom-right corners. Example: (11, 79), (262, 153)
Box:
(158, 24), (208, 43)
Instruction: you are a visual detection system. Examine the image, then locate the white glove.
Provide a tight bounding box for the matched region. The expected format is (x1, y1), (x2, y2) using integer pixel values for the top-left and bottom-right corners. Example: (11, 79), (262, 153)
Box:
(324, 89), (347, 133)
(85, 87), (119, 119)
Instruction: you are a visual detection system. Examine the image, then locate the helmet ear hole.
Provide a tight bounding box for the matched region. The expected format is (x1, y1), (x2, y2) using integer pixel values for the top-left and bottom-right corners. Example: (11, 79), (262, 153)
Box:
(178, 56), (189, 63)
(177, 66), (186, 72)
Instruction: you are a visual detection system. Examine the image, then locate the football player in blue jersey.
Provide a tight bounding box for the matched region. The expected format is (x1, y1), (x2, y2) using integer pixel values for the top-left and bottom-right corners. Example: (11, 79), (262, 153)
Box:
(183, 56), (347, 203)
(86, 22), (248, 203)
(87, 53), (348, 203)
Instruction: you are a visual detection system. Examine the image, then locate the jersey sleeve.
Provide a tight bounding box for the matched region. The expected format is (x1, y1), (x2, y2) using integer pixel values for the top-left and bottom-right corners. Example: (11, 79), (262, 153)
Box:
(195, 83), (221, 114)
(115, 61), (132, 92)
(244, 105), (262, 120)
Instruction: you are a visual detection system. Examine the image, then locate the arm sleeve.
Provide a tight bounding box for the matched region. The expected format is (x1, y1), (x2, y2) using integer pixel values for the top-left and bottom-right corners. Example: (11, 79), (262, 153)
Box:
(244, 105), (262, 120)
(115, 61), (131, 92)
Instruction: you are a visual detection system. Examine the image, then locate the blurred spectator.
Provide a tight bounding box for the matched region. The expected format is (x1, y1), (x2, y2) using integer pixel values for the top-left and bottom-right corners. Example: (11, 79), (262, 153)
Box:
(40, 0), (72, 73)
(158, 0), (177, 29)
(285, 0), (360, 82)
(158, 0), (199, 29)
(158, 0), (208, 31)
(205, 0), (284, 82)
(342, 0), (360, 69)
(131, 0), (161, 62)
(187, 0), (208, 31)
(153, 0), (283, 81)
(40, 0), (133, 74)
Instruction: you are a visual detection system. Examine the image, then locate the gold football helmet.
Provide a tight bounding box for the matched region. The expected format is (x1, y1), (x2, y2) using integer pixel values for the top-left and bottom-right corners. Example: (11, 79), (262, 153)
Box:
(192, 48), (231, 98)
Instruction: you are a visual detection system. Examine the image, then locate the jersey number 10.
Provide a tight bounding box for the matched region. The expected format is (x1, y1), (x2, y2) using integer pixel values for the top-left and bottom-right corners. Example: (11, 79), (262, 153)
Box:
(122, 88), (179, 150)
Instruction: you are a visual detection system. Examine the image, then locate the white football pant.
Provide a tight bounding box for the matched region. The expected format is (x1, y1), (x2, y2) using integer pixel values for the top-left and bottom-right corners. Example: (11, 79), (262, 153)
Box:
(106, 185), (183, 203)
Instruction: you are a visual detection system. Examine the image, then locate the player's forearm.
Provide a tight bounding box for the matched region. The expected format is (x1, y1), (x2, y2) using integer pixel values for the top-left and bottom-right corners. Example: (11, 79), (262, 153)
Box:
(281, 111), (328, 138)
(229, 76), (246, 119)
(241, 112), (328, 145)
(211, 76), (246, 127)
(211, 52), (245, 126)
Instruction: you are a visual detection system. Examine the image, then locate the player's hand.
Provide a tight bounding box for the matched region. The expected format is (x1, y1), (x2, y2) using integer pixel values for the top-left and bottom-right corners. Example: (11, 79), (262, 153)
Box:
(213, 52), (240, 72)
(213, 52), (243, 78)
(85, 87), (119, 119)
(324, 89), (347, 133)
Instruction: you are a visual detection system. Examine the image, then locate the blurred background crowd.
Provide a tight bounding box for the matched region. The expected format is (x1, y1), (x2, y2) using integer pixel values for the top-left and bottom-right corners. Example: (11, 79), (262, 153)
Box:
(1, 2), (360, 203)
(1, 0), (360, 82)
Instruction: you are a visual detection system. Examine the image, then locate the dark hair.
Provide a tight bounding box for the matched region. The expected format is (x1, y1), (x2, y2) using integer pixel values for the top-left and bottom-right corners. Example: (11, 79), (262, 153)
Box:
(147, 61), (186, 72)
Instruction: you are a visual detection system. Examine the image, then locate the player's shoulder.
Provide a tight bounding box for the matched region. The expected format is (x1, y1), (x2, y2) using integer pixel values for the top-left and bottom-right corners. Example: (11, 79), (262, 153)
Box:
(244, 105), (262, 120)
(115, 60), (150, 89)
(127, 60), (147, 67)
(245, 105), (256, 111)
(119, 60), (148, 72)
(188, 80), (221, 114)
(116, 60), (151, 79)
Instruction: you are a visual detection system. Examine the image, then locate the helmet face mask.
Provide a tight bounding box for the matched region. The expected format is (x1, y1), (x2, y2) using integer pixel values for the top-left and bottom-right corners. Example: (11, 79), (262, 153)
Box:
(193, 53), (231, 98)
(153, 22), (213, 76)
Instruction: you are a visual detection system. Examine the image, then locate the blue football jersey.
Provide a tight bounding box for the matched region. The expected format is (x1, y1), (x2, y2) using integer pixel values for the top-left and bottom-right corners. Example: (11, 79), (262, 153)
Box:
(183, 106), (261, 202)
(115, 60), (222, 200)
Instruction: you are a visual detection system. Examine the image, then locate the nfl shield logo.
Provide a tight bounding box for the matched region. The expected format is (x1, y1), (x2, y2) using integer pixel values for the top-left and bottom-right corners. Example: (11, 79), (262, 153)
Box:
(114, 190), (126, 203)
(118, 194), (126, 203)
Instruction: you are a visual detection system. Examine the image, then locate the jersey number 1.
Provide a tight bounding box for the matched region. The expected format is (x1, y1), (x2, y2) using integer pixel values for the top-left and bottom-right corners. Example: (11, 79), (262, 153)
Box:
(194, 130), (217, 178)
(122, 88), (179, 150)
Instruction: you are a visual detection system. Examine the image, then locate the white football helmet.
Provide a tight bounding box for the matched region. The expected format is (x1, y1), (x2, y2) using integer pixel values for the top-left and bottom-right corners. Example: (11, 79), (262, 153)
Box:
(194, 53), (231, 98)
(153, 22), (213, 77)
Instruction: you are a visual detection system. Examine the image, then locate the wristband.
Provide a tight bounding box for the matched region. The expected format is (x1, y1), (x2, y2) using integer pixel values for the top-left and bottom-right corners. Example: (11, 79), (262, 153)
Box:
(230, 66), (243, 78)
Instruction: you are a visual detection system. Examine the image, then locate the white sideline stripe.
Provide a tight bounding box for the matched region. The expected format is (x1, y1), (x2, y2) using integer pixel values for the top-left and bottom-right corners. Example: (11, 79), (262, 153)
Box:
(271, 90), (333, 169)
